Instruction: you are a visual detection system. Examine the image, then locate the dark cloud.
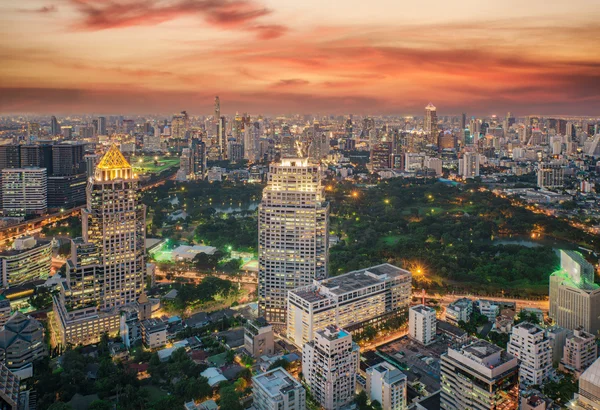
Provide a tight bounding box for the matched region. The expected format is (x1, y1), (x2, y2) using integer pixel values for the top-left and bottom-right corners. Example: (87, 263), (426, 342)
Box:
(68, 0), (286, 39)
(272, 79), (310, 88)
(18, 5), (57, 13)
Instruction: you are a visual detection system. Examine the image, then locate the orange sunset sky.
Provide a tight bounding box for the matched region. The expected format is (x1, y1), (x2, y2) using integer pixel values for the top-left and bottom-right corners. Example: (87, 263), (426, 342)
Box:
(1, 0), (599, 115)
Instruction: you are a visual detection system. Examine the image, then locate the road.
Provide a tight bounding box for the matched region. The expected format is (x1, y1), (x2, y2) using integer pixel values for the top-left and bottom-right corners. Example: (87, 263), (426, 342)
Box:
(429, 292), (549, 313)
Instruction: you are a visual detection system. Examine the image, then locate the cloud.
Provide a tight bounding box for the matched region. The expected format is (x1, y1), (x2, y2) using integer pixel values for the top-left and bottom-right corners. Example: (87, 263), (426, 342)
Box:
(272, 79), (310, 88)
(68, 0), (286, 39)
(18, 5), (57, 13)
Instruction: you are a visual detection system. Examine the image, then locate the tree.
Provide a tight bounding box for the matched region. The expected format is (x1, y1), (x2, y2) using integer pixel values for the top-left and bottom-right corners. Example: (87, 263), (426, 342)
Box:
(219, 384), (244, 410)
(48, 403), (72, 410)
(355, 391), (370, 410)
(267, 358), (290, 371)
(88, 400), (113, 410)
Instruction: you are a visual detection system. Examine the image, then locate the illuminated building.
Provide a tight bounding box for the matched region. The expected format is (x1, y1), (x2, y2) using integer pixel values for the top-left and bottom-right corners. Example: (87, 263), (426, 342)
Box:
(365, 362), (407, 410)
(302, 326), (359, 410)
(52, 145), (146, 346)
(0, 236), (52, 289)
(550, 250), (600, 335)
(369, 142), (392, 172)
(507, 322), (553, 386)
(537, 162), (565, 189)
(191, 138), (206, 179)
(441, 340), (519, 410)
(258, 158), (328, 325)
(458, 152), (480, 178)
(26, 122), (40, 141)
(171, 111), (189, 140)
(252, 367), (306, 410)
(409, 305), (436, 346)
(287, 264), (411, 347)
(560, 327), (597, 377)
(218, 116), (227, 159)
(424, 103), (438, 145)
(1, 168), (47, 217)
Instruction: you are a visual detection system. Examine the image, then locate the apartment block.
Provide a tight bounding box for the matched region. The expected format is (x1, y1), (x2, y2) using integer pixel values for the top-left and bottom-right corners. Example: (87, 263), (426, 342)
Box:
(252, 367), (306, 410)
(409, 305), (437, 346)
(365, 361), (407, 410)
(507, 322), (553, 386)
(560, 327), (598, 377)
(445, 298), (472, 325)
(244, 317), (274, 358)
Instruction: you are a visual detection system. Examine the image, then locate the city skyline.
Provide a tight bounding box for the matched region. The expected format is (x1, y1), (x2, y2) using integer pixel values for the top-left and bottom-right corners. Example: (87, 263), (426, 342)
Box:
(1, 0), (600, 115)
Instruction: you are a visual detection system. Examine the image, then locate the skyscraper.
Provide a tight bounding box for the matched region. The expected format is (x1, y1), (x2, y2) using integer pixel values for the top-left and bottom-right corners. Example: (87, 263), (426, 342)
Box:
(218, 116), (227, 159)
(302, 326), (359, 410)
(190, 138), (206, 179)
(53, 145), (146, 345)
(424, 103), (438, 145)
(97, 116), (107, 136)
(258, 158), (328, 325)
(1, 168), (47, 217)
(50, 116), (60, 136)
(171, 111), (189, 140)
(214, 96), (220, 120)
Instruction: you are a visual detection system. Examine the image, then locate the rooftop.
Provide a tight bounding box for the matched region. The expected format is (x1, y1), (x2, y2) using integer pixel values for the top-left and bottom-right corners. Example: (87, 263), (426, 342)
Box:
(253, 367), (302, 397)
(462, 340), (503, 359)
(318, 263), (410, 296)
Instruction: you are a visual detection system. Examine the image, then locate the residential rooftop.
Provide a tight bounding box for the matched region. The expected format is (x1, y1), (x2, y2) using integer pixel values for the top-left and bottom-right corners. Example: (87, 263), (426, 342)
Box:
(253, 367), (302, 397)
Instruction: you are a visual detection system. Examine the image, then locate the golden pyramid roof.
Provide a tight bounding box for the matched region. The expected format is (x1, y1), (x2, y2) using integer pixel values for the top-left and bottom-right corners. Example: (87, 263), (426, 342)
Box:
(97, 144), (131, 170)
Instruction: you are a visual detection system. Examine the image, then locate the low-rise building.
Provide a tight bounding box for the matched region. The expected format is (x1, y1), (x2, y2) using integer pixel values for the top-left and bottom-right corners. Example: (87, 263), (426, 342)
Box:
(560, 327), (598, 377)
(476, 300), (500, 321)
(445, 298), (472, 325)
(252, 367), (306, 410)
(140, 318), (167, 349)
(287, 264), (412, 348)
(365, 362), (407, 410)
(244, 317), (274, 358)
(409, 305), (436, 346)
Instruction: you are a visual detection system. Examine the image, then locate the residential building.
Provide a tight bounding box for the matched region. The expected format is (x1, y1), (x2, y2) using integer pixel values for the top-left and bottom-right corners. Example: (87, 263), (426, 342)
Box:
(560, 327), (598, 377)
(0, 312), (47, 379)
(445, 298), (472, 325)
(2, 168), (47, 216)
(244, 317), (274, 358)
(52, 145), (146, 346)
(571, 356), (600, 409)
(458, 152), (480, 178)
(140, 318), (167, 349)
(424, 103), (438, 145)
(476, 299), (500, 321)
(287, 264), (412, 348)
(550, 250), (600, 335)
(258, 158), (329, 325)
(0, 236), (52, 289)
(0, 299), (10, 328)
(0, 362), (20, 410)
(507, 322), (553, 386)
(440, 340), (519, 410)
(302, 326), (359, 410)
(537, 162), (565, 189)
(546, 326), (571, 367)
(252, 367), (306, 410)
(365, 361), (407, 410)
(409, 305), (436, 346)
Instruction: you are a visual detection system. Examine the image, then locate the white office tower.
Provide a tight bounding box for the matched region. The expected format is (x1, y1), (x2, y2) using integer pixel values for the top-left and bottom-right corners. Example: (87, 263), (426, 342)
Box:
(252, 367), (306, 410)
(550, 250), (600, 335)
(441, 340), (519, 410)
(507, 322), (553, 386)
(302, 326), (359, 410)
(2, 168), (47, 217)
(258, 158), (328, 325)
(287, 264), (412, 348)
(560, 327), (598, 377)
(409, 305), (437, 346)
(570, 357), (600, 409)
(366, 362), (407, 410)
(458, 152), (480, 178)
(53, 145), (146, 345)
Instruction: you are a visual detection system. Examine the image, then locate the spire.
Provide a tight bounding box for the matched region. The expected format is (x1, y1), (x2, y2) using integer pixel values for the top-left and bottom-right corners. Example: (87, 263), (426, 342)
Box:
(95, 145), (133, 181)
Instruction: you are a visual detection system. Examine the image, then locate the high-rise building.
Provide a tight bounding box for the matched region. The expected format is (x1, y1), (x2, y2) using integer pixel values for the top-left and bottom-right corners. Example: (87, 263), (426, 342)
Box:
(458, 152), (480, 178)
(409, 305), (437, 346)
(47, 143), (87, 209)
(0, 362), (20, 410)
(258, 158), (328, 325)
(53, 145), (146, 345)
(507, 322), (553, 386)
(369, 142), (392, 172)
(0, 312), (47, 379)
(560, 327), (597, 377)
(176, 148), (192, 181)
(302, 326), (359, 410)
(537, 162), (565, 189)
(97, 116), (107, 135)
(144, 125), (162, 151)
(1, 168), (47, 217)
(570, 356), (600, 409)
(365, 362), (407, 410)
(218, 116), (227, 158)
(424, 157), (443, 176)
(424, 103), (438, 145)
(190, 138), (206, 179)
(287, 264), (412, 347)
(550, 250), (600, 335)
(460, 113), (467, 130)
(26, 122), (41, 142)
(228, 142), (244, 162)
(441, 340), (519, 410)
(50, 116), (60, 136)
(0, 236), (52, 289)
(252, 367), (306, 410)
(214, 96), (220, 121)
(171, 111), (189, 140)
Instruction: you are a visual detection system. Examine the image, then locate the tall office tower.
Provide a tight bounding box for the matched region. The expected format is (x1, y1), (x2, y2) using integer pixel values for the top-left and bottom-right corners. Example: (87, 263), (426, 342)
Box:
(53, 145), (146, 345)
(258, 158), (328, 325)
(424, 103), (438, 145)
(0, 361), (20, 410)
(19, 145), (41, 168)
(84, 154), (99, 179)
(244, 122), (260, 161)
(50, 116), (60, 136)
(190, 138), (206, 179)
(441, 340), (519, 410)
(0, 146), (20, 171)
(218, 116), (227, 158)
(369, 142), (392, 172)
(214, 96), (220, 120)
(48, 144), (86, 209)
(365, 362), (407, 410)
(171, 111), (189, 140)
(537, 162), (565, 189)
(280, 135), (297, 158)
(570, 357), (600, 408)
(345, 118), (353, 139)
(460, 113), (466, 130)
(302, 326), (359, 410)
(550, 250), (600, 335)
(287, 264), (412, 347)
(560, 327), (597, 377)
(228, 142), (244, 162)
(97, 116), (107, 135)
(252, 367), (306, 410)
(409, 305), (437, 346)
(1, 168), (47, 217)
(26, 122), (41, 142)
(308, 133), (330, 161)
(0, 236), (52, 289)
(458, 152), (480, 178)
(507, 322), (553, 386)
(558, 119), (568, 136)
